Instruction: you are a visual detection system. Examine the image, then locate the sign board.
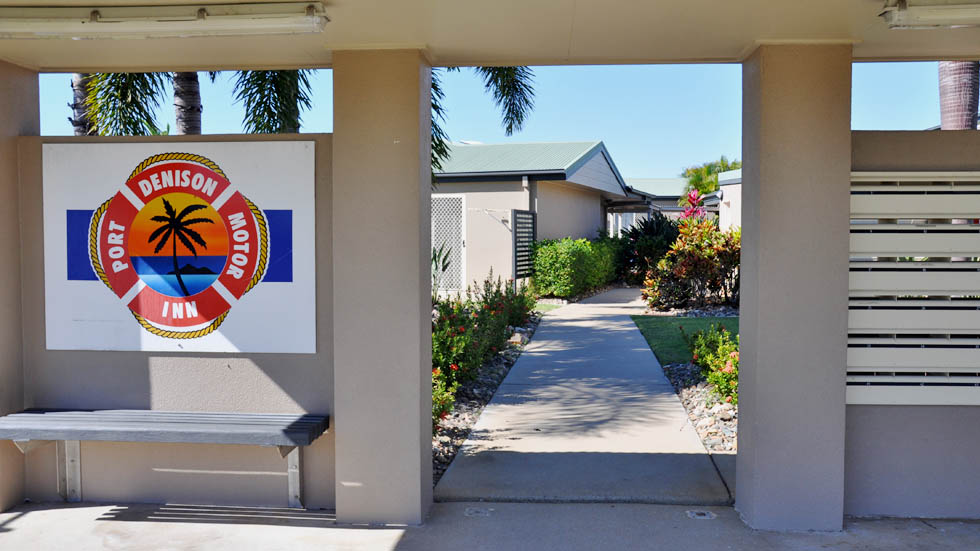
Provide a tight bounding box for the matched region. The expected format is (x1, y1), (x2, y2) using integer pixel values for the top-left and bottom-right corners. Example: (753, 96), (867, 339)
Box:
(43, 141), (316, 353)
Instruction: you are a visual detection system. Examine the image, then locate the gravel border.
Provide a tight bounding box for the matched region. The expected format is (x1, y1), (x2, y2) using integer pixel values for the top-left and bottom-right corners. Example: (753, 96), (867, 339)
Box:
(661, 361), (737, 454)
(432, 313), (543, 485)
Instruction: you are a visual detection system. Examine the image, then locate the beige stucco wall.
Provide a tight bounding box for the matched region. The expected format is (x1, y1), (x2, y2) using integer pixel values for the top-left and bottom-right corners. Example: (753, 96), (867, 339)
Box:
(536, 181), (604, 240)
(0, 59), (36, 511)
(332, 50), (432, 525)
(433, 181), (529, 287)
(737, 44), (851, 531)
(16, 134), (335, 509)
(719, 183), (742, 230)
(846, 130), (980, 519)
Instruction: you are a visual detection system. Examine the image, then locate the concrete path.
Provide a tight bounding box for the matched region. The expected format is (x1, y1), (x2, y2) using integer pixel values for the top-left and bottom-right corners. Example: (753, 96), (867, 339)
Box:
(434, 288), (731, 505)
(3, 500), (978, 551)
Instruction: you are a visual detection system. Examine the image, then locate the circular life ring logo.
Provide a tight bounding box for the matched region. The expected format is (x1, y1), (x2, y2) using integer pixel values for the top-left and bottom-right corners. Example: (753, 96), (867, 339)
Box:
(89, 153), (268, 339)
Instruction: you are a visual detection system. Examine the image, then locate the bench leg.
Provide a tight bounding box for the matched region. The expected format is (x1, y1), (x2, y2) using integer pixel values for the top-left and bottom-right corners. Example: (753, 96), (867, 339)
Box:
(56, 440), (82, 503)
(287, 446), (303, 508)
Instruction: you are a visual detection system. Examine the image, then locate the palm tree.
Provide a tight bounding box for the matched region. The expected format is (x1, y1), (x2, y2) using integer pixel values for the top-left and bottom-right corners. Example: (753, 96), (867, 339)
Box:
(232, 70), (313, 133)
(431, 66), (535, 171)
(939, 61), (979, 130)
(173, 72), (203, 135)
(84, 72), (168, 136)
(147, 198), (214, 297)
(680, 156), (741, 205)
(69, 73), (94, 136)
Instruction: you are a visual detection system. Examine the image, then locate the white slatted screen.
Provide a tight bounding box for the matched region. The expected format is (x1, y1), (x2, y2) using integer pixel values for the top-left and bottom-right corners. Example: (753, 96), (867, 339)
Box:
(848, 172), (980, 405)
(431, 194), (465, 292)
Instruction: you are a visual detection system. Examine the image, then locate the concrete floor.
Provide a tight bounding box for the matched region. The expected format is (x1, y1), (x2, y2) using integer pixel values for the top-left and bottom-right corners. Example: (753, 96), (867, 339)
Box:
(1, 501), (978, 551)
(435, 288), (731, 505)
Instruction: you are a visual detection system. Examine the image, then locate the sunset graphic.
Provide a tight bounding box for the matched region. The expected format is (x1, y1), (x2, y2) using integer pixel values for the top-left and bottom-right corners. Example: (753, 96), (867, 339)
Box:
(129, 193), (229, 297)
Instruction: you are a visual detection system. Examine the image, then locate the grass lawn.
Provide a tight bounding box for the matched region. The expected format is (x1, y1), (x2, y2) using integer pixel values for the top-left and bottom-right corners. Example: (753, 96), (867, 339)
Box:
(631, 315), (739, 365)
(535, 302), (564, 314)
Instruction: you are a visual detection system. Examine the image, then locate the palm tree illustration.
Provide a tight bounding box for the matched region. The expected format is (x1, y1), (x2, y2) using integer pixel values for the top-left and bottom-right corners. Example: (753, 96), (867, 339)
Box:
(147, 197), (214, 297)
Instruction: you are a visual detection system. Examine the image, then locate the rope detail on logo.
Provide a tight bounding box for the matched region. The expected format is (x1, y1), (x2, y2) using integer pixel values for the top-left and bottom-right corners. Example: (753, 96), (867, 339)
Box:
(88, 153), (268, 340)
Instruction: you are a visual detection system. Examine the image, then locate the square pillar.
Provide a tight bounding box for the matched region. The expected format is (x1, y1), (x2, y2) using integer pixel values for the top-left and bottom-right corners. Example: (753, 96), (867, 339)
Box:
(332, 50), (432, 524)
(0, 60), (36, 511)
(737, 44), (851, 531)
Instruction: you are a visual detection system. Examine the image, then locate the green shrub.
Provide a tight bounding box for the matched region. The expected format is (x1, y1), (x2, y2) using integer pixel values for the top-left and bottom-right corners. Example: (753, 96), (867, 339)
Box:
(619, 213), (679, 285)
(432, 271), (538, 430)
(681, 323), (738, 404)
(532, 237), (617, 298)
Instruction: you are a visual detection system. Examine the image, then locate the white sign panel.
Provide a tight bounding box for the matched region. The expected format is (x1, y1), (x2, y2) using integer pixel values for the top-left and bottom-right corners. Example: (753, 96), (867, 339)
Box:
(43, 141), (316, 353)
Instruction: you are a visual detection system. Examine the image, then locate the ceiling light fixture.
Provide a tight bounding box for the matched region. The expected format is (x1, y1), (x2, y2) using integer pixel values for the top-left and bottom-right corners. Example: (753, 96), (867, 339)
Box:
(881, 0), (980, 29)
(0, 3), (328, 40)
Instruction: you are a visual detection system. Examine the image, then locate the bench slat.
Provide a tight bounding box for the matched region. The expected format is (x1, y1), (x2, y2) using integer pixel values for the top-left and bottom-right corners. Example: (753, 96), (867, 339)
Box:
(0, 410), (329, 447)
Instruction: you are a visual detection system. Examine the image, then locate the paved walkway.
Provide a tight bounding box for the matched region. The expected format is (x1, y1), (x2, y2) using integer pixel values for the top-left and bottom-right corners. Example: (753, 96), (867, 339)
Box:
(435, 288), (731, 505)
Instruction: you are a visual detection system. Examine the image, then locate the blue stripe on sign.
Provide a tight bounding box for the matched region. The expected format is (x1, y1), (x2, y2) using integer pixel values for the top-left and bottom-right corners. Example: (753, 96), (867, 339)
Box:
(67, 210), (98, 281)
(66, 209), (293, 282)
(262, 210), (293, 282)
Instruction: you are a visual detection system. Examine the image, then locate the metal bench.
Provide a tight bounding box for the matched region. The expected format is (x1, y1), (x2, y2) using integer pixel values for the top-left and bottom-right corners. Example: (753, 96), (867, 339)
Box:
(0, 409), (329, 507)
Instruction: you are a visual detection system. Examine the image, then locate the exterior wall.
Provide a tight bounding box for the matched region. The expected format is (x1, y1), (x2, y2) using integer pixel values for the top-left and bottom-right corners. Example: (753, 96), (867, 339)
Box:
(847, 130), (980, 519)
(737, 44), (851, 531)
(536, 181), (604, 240)
(566, 150), (625, 196)
(16, 134), (335, 509)
(434, 181), (528, 287)
(0, 60), (37, 511)
(332, 50), (432, 525)
(719, 183), (742, 230)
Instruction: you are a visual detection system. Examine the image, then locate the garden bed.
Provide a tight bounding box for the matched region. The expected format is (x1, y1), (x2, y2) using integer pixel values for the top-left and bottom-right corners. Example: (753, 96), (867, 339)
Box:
(432, 312), (541, 485)
(632, 315), (739, 454)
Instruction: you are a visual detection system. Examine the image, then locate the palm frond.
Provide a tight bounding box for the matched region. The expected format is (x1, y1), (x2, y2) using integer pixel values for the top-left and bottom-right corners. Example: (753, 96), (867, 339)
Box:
(179, 226), (208, 248)
(176, 203), (207, 221)
(162, 197), (176, 218)
(430, 68), (452, 173)
(174, 228), (198, 256)
(147, 224), (170, 244)
(180, 217), (214, 227)
(153, 228), (172, 253)
(85, 72), (168, 136)
(233, 70), (313, 133)
(473, 66), (535, 135)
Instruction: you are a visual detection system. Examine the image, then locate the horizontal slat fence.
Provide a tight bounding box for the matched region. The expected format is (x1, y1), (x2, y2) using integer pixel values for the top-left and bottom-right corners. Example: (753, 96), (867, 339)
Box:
(848, 172), (980, 405)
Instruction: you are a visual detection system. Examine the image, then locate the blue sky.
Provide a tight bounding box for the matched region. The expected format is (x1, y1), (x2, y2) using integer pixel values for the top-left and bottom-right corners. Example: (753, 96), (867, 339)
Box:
(39, 62), (940, 178)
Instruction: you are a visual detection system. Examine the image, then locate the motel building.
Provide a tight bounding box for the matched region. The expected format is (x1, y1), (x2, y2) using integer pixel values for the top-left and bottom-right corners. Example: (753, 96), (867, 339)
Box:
(0, 0), (978, 533)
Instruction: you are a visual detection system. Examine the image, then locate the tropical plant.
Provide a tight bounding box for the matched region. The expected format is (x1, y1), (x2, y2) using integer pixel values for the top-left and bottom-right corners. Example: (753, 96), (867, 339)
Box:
(233, 70), (313, 133)
(430, 66), (535, 171)
(682, 323), (739, 404)
(84, 72), (168, 136)
(146, 198), (215, 297)
(618, 212), (679, 285)
(173, 72), (203, 135)
(431, 243), (452, 301)
(70, 73), (93, 136)
(642, 218), (741, 309)
(939, 61), (979, 130)
(680, 156), (741, 205)
(680, 189), (707, 220)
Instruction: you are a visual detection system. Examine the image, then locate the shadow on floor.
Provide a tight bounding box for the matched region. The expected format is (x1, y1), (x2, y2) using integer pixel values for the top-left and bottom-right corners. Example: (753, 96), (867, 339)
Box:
(435, 451), (732, 506)
(96, 503), (337, 527)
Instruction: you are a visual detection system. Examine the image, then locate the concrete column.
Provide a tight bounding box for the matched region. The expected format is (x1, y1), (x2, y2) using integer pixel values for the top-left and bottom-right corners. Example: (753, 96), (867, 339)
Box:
(0, 60), (37, 511)
(737, 44), (851, 531)
(332, 50), (432, 524)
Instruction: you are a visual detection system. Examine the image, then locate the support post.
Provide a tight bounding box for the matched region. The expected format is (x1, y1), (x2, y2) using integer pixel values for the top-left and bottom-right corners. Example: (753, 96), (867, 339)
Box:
(332, 50), (432, 524)
(0, 59), (37, 512)
(287, 447), (303, 508)
(737, 44), (852, 531)
(57, 440), (81, 502)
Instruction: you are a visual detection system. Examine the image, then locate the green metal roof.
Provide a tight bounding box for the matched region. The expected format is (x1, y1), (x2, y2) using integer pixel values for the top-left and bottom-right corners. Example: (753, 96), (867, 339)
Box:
(435, 141), (603, 175)
(625, 177), (688, 197)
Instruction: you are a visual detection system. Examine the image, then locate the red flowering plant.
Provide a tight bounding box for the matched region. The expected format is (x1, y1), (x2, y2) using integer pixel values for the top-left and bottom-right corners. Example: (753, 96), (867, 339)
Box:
(681, 323), (739, 404)
(680, 189), (708, 220)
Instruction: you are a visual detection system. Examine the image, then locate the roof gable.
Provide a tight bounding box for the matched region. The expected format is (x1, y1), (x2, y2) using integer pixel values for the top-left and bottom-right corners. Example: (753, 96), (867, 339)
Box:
(436, 141), (602, 176)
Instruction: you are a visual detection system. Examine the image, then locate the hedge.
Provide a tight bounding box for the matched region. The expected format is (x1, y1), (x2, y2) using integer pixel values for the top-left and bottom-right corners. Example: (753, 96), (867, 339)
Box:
(532, 237), (617, 298)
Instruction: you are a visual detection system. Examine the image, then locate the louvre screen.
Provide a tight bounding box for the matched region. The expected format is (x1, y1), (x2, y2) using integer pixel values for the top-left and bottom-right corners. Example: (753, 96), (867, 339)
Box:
(848, 172), (980, 405)
(513, 210), (536, 279)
